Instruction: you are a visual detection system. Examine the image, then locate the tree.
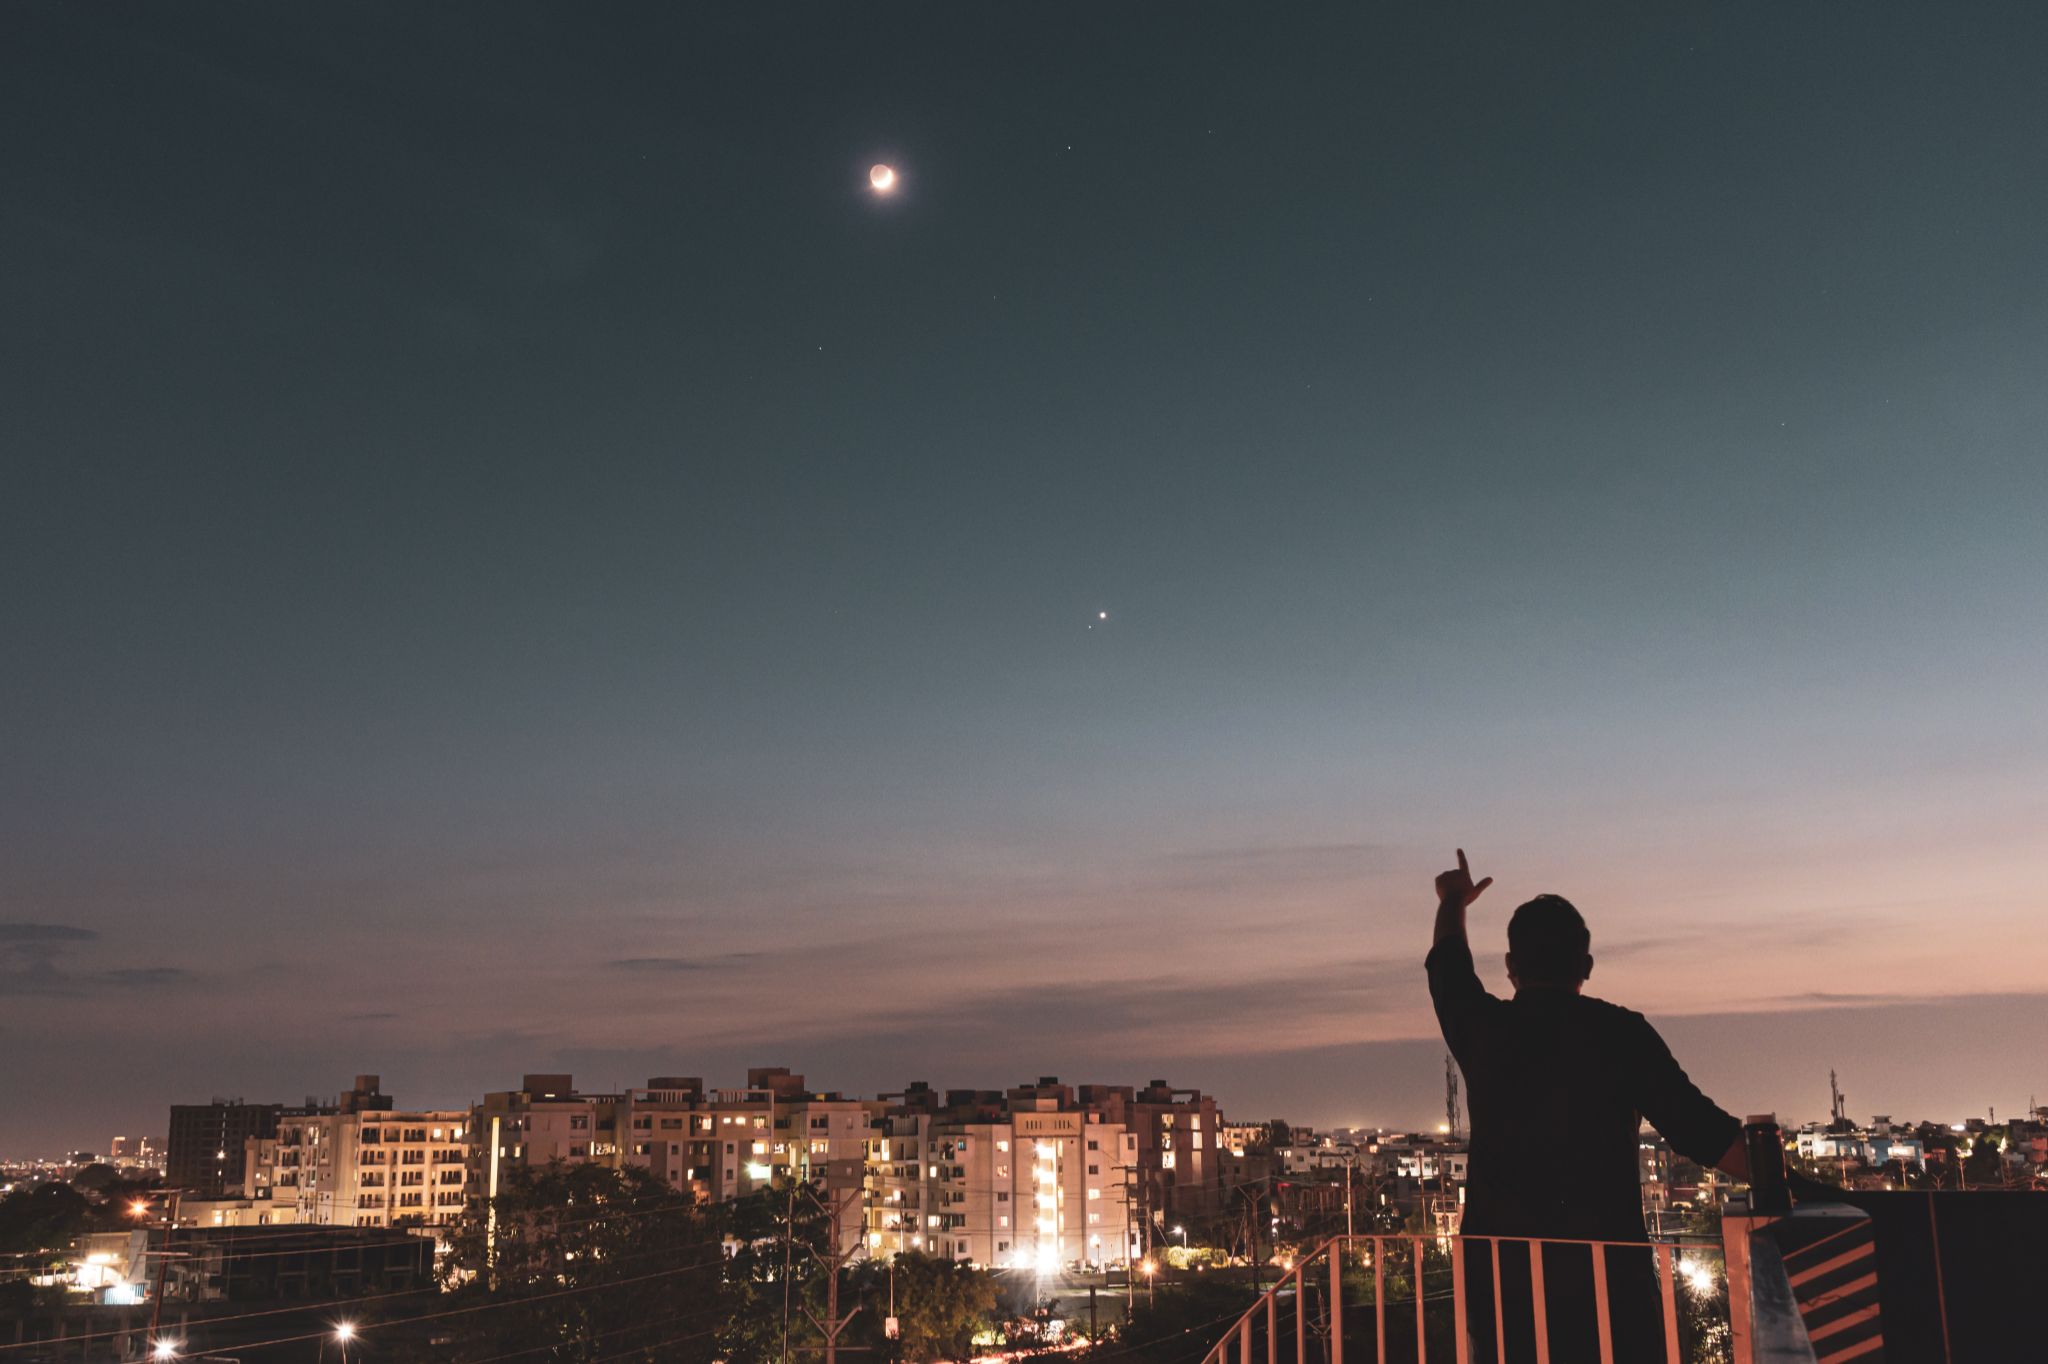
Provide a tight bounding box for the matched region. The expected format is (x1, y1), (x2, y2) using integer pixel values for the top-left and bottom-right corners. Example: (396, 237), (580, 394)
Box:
(714, 1176), (836, 1364)
(1962, 1132), (2008, 1188)
(0, 1183), (92, 1258)
(439, 1162), (723, 1363)
(842, 1253), (997, 1363)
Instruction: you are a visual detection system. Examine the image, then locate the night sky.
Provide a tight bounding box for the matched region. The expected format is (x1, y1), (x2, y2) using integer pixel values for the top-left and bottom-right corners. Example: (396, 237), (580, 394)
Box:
(5, 5), (2047, 1154)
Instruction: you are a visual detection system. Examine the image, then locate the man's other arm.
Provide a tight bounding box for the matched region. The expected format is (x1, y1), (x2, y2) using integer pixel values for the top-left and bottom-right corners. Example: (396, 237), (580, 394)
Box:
(1629, 1014), (1748, 1178)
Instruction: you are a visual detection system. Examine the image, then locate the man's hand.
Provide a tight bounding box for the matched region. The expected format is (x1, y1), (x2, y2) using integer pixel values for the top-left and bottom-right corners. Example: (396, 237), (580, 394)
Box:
(1434, 848), (1494, 909)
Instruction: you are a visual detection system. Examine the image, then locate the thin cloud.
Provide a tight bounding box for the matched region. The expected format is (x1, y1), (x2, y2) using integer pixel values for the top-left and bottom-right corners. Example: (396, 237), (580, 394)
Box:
(605, 952), (762, 974)
(95, 967), (191, 988)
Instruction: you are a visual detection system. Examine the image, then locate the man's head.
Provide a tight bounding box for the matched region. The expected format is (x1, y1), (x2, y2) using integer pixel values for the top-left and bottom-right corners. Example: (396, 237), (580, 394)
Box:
(1506, 894), (1593, 991)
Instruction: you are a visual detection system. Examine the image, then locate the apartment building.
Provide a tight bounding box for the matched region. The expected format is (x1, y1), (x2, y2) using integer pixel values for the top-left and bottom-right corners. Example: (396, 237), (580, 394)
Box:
(267, 1076), (468, 1230)
(1075, 1079), (1223, 1224)
(469, 1073), (622, 1214)
(166, 1098), (282, 1198)
(629, 1070), (874, 1253)
(865, 1082), (1137, 1270)
(472, 1067), (873, 1236)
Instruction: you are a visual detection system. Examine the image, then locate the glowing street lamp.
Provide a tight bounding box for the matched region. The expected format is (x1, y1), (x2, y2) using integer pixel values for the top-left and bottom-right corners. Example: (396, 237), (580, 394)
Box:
(151, 1342), (180, 1361)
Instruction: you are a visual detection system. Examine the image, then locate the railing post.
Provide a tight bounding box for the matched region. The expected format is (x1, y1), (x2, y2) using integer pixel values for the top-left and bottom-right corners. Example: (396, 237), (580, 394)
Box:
(1414, 1237), (1428, 1362)
(1452, 1236), (1470, 1364)
(1296, 1260), (1306, 1364)
(1267, 1279), (1277, 1364)
(1372, 1237), (1385, 1364)
(1240, 1311), (1253, 1364)
(1590, 1243), (1614, 1364)
(1723, 1212), (1757, 1364)
(1490, 1239), (1506, 1364)
(1330, 1240), (1344, 1364)
(1527, 1241), (1550, 1364)
(1655, 1244), (1681, 1364)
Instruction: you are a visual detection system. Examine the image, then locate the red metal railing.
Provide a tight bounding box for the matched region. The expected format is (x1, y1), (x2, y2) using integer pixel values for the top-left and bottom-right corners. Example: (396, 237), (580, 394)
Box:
(1192, 1233), (1735, 1364)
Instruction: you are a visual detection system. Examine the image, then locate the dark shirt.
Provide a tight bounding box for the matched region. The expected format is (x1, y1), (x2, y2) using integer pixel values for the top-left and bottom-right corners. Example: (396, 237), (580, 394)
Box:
(1426, 937), (1740, 1242)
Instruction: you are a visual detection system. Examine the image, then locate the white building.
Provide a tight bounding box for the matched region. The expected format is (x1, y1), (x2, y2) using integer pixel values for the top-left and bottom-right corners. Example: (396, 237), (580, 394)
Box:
(866, 1102), (1137, 1270)
(271, 1107), (470, 1229)
(1796, 1117), (1925, 1170)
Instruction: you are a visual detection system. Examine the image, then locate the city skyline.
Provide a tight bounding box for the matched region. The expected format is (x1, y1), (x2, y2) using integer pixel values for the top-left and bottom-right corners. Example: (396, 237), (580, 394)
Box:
(6, 5), (2048, 1156)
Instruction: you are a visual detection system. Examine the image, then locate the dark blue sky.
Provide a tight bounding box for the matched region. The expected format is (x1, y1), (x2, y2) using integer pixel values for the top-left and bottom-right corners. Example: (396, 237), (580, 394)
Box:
(4, 4), (2046, 1153)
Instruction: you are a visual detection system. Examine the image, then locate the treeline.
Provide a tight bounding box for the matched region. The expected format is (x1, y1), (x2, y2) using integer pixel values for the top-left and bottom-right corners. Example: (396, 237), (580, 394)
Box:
(433, 1163), (1257, 1364)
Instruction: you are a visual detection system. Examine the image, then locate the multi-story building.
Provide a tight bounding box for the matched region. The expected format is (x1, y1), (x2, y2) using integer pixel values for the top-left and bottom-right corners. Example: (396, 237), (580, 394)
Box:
(1795, 1116), (1926, 1172)
(471, 1068), (866, 1224)
(865, 1081), (1137, 1270)
(266, 1076), (468, 1230)
(618, 1069), (873, 1222)
(166, 1099), (283, 1197)
(468, 1073), (620, 1215)
(1219, 1124), (1272, 1158)
(1075, 1079), (1223, 1227)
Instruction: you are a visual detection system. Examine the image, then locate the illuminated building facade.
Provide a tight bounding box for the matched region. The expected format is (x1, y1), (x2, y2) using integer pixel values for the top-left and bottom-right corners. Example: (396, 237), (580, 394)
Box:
(267, 1078), (468, 1229)
(864, 1083), (1137, 1270)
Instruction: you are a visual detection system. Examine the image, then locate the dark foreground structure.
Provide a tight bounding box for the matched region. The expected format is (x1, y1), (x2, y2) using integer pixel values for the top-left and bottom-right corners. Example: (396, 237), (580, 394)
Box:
(1185, 1136), (2046, 1364)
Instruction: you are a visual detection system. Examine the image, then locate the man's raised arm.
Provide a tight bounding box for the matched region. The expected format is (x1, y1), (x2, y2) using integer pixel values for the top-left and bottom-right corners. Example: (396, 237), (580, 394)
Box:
(1433, 848), (1494, 950)
(1426, 848), (1496, 1053)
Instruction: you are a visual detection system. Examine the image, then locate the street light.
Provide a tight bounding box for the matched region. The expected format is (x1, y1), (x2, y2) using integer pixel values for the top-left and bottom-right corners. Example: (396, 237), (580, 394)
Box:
(1172, 1224), (1186, 1249)
(151, 1341), (179, 1361)
(334, 1321), (357, 1364)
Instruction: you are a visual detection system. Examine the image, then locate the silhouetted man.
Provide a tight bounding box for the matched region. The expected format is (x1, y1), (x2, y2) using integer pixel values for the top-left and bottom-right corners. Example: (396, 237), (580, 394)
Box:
(1427, 849), (1749, 1362)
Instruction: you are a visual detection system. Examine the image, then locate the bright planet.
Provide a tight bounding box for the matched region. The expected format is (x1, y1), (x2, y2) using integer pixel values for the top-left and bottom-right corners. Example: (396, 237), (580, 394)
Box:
(869, 163), (896, 192)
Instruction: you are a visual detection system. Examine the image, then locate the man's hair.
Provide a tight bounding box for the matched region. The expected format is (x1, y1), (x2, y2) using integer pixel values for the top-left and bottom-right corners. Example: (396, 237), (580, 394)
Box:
(1507, 894), (1591, 984)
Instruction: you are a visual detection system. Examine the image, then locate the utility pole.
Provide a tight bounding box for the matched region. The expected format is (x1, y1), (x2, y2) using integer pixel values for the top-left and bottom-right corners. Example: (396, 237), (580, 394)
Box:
(780, 1179), (798, 1364)
(800, 1185), (864, 1364)
(1344, 1151), (1356, 1240)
